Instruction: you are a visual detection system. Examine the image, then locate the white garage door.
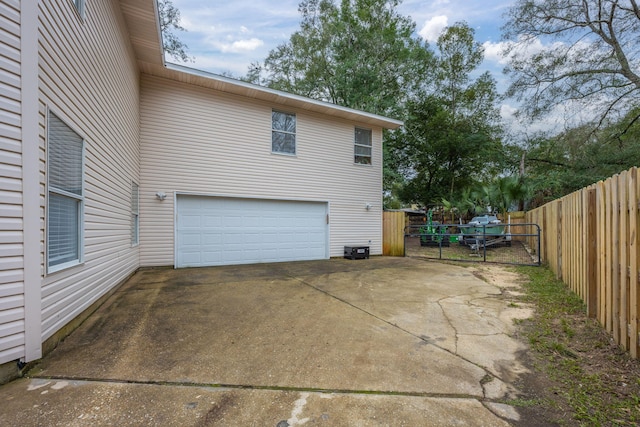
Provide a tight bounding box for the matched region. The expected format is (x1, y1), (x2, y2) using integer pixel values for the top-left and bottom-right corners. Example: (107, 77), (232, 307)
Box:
(176, 195), (329, 267)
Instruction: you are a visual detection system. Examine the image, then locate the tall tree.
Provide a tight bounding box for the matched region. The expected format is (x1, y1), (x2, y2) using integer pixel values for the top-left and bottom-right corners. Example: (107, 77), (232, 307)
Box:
(503, 0), (640, 132)
(390, 23), (504, 207)
(259, 0), (434, 116)
(518, 108), (640, 206)
(158, 0), (192, 63)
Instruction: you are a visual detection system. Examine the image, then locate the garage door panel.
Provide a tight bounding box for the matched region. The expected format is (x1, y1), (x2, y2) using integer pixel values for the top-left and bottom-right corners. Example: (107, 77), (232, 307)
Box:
(176, 196), (328, 267)
(203, 216), (222, 227)
(202, 232), (222, 244)
(203, 255), (222, 264)
(181, 252), (202, 265)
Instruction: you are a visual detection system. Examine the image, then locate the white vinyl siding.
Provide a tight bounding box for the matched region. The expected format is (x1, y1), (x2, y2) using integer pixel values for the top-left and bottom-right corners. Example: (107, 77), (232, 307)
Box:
(0, 0), (25, 364)
(38, 0), (140, 340)
(131, 182), (139, 245)
(354, 127), (372, 165)
(47, 112), (84, 271)
(140, 75), (383, 266)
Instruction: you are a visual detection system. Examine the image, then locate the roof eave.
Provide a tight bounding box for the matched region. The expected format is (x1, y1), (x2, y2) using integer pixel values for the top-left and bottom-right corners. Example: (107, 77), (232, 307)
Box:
(119, 0), (165, 67)
(157, 62), (403, 129)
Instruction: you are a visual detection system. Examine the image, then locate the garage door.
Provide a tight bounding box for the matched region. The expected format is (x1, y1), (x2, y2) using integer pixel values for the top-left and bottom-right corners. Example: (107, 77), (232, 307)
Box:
(176, 195), (329, 267)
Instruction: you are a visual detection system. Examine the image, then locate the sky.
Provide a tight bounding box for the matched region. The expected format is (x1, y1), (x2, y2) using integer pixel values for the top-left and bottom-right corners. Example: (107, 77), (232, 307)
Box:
(167, 0), (551, 134)
(170, 0), (513, 75)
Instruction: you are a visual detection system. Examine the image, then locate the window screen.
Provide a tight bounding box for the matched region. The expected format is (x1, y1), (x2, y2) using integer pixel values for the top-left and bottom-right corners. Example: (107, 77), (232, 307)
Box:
(272, 110), (296, 154)
(354, 128), (372, 165)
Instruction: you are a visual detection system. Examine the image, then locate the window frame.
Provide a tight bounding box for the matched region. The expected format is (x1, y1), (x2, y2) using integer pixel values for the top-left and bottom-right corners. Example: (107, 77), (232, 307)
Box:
(271, 110), (297, 155)
(46, 111), (85, 274)
(69, 0), (85, 18)
(131, 181), (139, 246)
(354, 127), (372, 165)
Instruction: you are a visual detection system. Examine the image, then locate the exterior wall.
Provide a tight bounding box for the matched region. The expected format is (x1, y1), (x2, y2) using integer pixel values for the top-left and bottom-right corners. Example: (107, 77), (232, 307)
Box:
(38, 0), (140, 342)
(0, 0), (25, 365)
(139, 74), (383, 266)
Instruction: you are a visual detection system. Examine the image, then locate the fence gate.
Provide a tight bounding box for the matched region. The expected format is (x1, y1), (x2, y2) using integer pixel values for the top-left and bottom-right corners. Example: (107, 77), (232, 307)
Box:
(404, 222), (541, 266)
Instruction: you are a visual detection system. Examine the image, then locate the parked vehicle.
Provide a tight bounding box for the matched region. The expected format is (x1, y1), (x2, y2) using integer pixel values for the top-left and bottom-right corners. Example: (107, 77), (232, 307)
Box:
(419, 211), (450, 247)
(459, 215), (511, 249)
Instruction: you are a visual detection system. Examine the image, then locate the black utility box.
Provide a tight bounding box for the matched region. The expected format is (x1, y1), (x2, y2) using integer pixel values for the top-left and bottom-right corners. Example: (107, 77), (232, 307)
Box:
(344, 246), (370, 260)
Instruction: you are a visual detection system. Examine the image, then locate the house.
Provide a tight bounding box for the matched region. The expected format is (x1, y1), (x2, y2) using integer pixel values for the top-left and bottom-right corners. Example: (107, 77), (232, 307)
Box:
(0, 0), (402, 379)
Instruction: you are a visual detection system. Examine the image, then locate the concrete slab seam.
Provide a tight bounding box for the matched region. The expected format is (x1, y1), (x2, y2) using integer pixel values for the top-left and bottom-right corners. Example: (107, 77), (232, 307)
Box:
(26, 375), (499, 401)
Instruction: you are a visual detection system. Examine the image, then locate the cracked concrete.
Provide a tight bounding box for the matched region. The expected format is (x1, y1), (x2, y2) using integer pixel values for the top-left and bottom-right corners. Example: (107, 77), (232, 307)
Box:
(0, 257), (532, 426)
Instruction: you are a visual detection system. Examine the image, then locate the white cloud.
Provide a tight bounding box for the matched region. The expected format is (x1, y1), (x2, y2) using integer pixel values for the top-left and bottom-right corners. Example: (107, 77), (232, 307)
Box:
(500, 103), (518, 120)
(483, 41), (511, 65)
(214, 37), (264, 53)
(418, 15), (448, 42)
(179, 16), (216, 33)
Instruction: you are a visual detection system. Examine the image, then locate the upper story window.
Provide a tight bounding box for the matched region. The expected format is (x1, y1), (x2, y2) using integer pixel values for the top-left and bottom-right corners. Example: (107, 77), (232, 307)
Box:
(71, 0), (85, 16)
(354, 127), (372, 165)
(272, 110), (296, 155)
(47, 112), (84, 272)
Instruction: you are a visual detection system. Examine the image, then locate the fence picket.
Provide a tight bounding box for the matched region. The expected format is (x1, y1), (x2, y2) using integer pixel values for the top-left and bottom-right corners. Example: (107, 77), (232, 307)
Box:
(631, 168), (640, 358)
(606, 177), (614, 333)
(620, 173), (629, 350)
(382, 212), (405, 256)
(526, 167), (640, 359)
(612, 175), (621, 343)
(597, 181), (607, 324)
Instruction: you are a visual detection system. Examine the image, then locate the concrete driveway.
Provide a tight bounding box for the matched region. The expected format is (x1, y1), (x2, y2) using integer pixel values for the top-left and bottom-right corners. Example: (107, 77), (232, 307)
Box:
(0, 257), (532, 426)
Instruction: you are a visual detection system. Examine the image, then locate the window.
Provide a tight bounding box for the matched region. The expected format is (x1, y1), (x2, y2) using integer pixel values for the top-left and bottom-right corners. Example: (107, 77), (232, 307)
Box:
(47, 112), (84, 271)
(354, 127), (372, 165)
(272, 110), (296, 155)
(71, 0), (85, 16)
(131, 182), (139, 246)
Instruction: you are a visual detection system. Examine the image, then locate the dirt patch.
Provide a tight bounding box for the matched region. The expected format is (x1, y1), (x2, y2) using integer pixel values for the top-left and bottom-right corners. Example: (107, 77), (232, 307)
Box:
(475, 265), (640, 426)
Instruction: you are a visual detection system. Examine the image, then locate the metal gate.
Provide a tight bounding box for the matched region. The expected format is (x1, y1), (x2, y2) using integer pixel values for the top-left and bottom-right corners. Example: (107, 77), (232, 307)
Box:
(404, 222), (541, 266)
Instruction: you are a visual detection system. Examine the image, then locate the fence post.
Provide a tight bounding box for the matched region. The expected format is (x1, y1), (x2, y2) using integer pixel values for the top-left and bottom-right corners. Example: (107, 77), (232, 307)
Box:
(587, 189), (598, 318)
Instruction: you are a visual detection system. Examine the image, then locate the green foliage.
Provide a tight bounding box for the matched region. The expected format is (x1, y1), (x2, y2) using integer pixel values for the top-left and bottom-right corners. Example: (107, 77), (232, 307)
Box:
(512, 109), (640, 207)
(439, 174), (530, 220)
(389, 23), (505, 207)
(260, 0), (433, 117)
(158, 0), (192, 63)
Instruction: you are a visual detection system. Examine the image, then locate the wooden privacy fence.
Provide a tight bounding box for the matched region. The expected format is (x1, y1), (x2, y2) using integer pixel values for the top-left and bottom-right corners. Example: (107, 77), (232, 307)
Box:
(526, 167), (640, 358)
(383, 211), (405, 256)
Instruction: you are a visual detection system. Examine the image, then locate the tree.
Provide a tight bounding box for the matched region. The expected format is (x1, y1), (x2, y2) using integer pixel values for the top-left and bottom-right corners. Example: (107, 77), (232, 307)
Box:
(158, 0), (192, 62)
(260, 0), (434, 116)
(390, 23), (505, 207)
(516, 109), (640, 206)
(503, 0), (640, 132)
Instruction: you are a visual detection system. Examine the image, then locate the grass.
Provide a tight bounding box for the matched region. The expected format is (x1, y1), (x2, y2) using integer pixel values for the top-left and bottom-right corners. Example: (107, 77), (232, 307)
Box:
(513, 266), (640, 426)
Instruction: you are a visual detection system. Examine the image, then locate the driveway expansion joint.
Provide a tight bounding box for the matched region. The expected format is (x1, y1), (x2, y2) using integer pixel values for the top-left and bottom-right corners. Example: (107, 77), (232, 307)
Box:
(26, 374), (495, 401)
